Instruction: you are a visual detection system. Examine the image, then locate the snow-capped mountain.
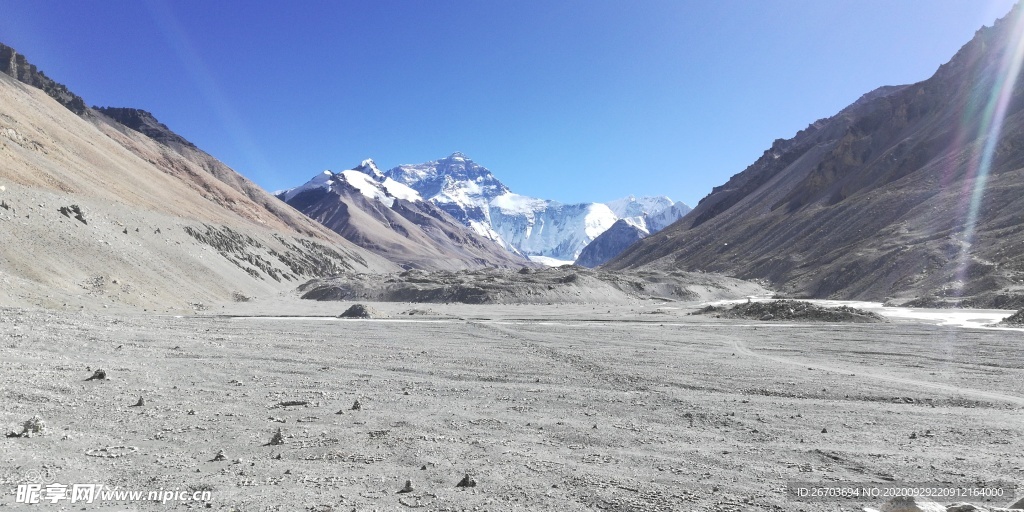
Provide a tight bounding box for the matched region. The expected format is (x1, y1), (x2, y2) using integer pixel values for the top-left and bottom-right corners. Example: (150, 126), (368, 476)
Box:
(645, 200), (692, 232)
(276, 159), (527, 270)
(604, 195), (692, 234)
(606, 195), (675, 220)
(575, 199), (693, 268)
(277, 159), (421, 206)
(384, 153), (690, 264)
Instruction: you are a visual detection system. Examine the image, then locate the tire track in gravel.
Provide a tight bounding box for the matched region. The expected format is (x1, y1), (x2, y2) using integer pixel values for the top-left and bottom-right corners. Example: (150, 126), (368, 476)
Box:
(470, 320), (650, 392)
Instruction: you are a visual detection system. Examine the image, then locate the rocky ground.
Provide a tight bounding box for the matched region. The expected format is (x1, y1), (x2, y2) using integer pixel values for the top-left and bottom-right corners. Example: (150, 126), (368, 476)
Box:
(298, 266), (768, 305)
(1000, 310), (1024, 326)
(1, 299), (1022, 511)
(693, 299), (886, 323)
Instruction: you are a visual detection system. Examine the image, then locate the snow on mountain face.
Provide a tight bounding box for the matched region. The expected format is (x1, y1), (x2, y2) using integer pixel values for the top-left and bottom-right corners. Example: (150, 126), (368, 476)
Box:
(277, 159), (527, 270)
(489, 200), (618, 260)
(277, 159), (422, 207)
(384, 153), (687, 263)
(277, 170), (334, 202)
(606, 195), (675, 219)
(646, 201), (692, 232)
(386, 152), (509, 223)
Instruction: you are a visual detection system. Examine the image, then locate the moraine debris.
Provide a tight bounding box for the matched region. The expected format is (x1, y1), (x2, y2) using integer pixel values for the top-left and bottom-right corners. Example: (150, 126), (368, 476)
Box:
(339, 303), (379, 319)
(351, 399), (362, 411)
(398, 480), (414, 494)
(131, 396), (145, 407)
(7, 415), (46, 438)
(267, 428), (285, 446)
(85, 369), (107, 381)
(211, 449), (226, 462)
(455, 474), (477, 488)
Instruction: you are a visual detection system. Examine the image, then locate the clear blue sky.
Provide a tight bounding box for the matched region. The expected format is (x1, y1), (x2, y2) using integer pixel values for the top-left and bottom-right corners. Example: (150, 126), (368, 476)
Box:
(1, 1), (1017, 207)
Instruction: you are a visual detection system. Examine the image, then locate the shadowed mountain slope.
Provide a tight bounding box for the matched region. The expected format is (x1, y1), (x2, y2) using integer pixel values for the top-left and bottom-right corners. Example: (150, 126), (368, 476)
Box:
(608, 5), (1024, 304)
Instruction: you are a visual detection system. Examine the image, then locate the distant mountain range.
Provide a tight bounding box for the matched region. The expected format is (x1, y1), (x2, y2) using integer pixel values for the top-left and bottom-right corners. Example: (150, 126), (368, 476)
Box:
(278, 153), (691, 267)
(609, 2), (1024, 306)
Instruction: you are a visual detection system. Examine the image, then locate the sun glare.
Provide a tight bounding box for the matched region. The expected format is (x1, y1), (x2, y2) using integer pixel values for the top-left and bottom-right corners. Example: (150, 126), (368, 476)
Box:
(955, 3), (1024, 290)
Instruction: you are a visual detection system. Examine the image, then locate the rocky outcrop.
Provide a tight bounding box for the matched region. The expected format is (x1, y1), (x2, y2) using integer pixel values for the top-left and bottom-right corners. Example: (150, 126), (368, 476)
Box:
(693, 299), (885, 323)
(94, 107), (196, 148)
(1000, 309), (1024, 325)
(0, 43), (87, 114)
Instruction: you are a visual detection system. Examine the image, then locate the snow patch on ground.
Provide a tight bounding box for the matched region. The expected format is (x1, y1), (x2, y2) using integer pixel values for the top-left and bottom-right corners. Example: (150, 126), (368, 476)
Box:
(704, 298), (1023, 331)
(527, 255), (575, 267)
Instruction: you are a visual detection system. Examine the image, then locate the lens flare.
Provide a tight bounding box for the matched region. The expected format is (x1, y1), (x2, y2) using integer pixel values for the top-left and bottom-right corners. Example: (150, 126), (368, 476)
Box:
(954, 4), (1024, 291)
(142, 0), (273, 182)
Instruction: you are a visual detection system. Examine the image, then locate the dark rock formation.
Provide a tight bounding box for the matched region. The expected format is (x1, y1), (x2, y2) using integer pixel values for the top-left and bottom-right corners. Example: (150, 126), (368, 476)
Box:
(339, 304), (379, 318)
(692, 300), (885, 323)
(1000, 309), (1024, 325)
(94, 107), (196, 148)
(0, 43), (87, 114)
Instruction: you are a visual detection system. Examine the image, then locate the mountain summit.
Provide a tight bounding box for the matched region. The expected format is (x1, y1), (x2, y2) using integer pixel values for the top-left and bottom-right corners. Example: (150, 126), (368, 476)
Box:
(276, 159), (526, 270)
(384, 154), (690, 263)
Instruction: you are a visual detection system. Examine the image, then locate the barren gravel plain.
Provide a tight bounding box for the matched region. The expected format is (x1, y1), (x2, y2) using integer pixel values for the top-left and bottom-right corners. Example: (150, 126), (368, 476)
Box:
(2, 299), (1023, 511)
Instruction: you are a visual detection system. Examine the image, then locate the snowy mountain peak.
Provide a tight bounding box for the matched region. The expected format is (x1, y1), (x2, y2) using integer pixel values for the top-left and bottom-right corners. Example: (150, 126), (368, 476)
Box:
(605, 195), (675, 219)
(385, 153), (511, 206)
(277, 170), (336, 202)
(354, 158), (385, 182)
(377, 155), (696, 264)
(278, 160), (422, 207)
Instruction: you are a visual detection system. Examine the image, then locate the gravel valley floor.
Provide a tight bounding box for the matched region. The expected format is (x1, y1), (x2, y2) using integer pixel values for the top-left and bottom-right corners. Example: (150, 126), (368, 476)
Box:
(1, 301), (1022, 511)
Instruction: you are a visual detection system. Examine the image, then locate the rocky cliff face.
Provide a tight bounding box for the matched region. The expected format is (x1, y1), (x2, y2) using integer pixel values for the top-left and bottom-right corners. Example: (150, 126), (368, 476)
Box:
(94, 107), (196, 148)
(0, 43), (87, 114)
(609, 4), (1024, 304)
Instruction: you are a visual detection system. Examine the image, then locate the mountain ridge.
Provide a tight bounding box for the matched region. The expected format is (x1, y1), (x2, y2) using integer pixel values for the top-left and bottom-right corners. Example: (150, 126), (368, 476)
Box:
(382, 153), (691, 263)
(276, 161), (528, 270)
(608, 3), (1024, 304)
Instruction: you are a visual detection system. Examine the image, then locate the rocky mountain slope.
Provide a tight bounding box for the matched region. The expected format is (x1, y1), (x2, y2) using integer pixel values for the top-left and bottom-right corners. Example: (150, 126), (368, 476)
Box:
(608, 4), (1024, 305)
(575, 218), (651, 268)
(384, 153), (690, 263)
(276, 160), (527, 270)
(0, 42), (397, 310)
